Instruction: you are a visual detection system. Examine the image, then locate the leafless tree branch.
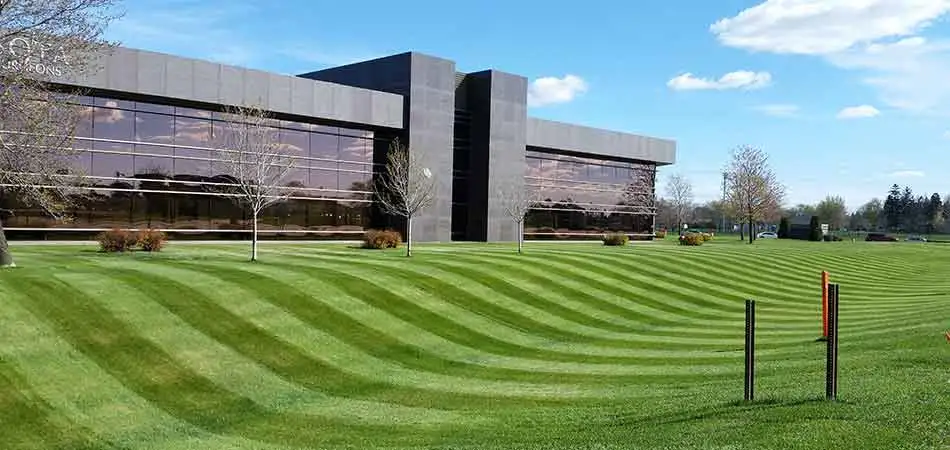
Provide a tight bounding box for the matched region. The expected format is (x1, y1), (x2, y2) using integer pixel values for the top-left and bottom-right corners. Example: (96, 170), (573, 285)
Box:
(724, 145), (785, 243)
(211, 103), (300, 261)
(664, 173), (694, 232)
(0, 0), (120, 267)
(495, 180), (538, 253)
(373, 137), (434, 256)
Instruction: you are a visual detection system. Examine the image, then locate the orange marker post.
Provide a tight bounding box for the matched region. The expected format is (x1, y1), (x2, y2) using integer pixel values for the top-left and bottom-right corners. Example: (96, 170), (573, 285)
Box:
(821, 271), (830, 338)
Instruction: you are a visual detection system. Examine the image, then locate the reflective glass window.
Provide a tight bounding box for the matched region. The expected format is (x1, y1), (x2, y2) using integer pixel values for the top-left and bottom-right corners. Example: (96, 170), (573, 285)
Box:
(310, 168), (338, 192)
(173, 150), (211, 178)
(133, 154), (174, 178)
(339, 136), (368, 162)
(135, 111), (175, 147)
(72, 106), (94, 149)
(135, 102), (174, 115)
(92, 106), (133, 151)
(283, 168), (309, 191)
(72, 151), (93, 176)
(175, 107), (213, 119)
(280, 129), (309, 159)
(91, 152), (134, 178)
(175, 116), (211, 147)
(94, 98), (134, 110)
(338, 166), (371, 194)
(310, 132), (339, 160)
(312, 124), (339, 135)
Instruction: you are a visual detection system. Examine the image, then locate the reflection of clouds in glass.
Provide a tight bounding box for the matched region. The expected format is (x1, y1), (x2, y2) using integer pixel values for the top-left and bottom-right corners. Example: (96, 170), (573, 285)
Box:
(339, 137), (368, 162)
(81, 105), (125, 124)
(175, 117), (211, 145)
(278, 142), (306, 156)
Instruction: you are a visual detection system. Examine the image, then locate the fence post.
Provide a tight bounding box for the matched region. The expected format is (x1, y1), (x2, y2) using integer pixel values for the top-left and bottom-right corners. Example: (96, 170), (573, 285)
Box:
(825, 283), (839, 400)
(821, 271), (829, 339)
(744, 299), (756, 402)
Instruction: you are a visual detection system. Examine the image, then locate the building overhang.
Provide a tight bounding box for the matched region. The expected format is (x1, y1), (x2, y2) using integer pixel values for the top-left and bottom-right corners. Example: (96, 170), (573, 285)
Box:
(526, 117), (676, 166)
(44, 46), (405, 129)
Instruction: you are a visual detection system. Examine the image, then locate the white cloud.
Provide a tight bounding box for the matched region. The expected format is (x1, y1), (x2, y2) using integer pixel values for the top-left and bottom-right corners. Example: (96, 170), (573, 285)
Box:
(828, 37), (950, 113)
(710, 0), (950, 55)
(889, 170), (926, 178)
(528, 75), (588, 107)
(836, 105), (881, 119)
(710, 1), (950, 114)
(754, 103), (800, 117)
(667, 71), (772, 91)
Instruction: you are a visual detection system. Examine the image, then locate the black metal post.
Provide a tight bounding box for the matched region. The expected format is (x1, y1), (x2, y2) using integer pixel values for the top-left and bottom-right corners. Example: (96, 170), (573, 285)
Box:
(744, 299), (755, 401)
(825, 284), (839, 400)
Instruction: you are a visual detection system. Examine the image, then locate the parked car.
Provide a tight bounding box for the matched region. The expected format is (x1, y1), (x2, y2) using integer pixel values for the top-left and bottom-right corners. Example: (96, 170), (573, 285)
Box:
(865, 232), (898, 242)
(756, 231), (778, 239)
(906, 235), (928, 242)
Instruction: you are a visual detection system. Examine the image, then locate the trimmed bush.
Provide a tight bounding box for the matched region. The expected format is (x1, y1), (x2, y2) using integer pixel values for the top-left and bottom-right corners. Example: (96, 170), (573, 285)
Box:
(98, 228), (137, 253)
(700, 232), (713, 242)
(655, 230), (667, 239)
(678, 233), (704, 246)
(602, 233), (629, 246)
(362, 229), (402, 249)
(138, 229), (167, 252)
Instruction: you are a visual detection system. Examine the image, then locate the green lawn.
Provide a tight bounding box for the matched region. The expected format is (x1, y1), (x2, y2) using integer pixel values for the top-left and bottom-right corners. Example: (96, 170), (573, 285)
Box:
(0, 238), (948, 450)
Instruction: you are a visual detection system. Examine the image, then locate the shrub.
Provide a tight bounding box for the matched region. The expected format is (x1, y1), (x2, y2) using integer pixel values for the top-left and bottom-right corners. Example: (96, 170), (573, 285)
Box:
(138, 229), (167, 252)
(602, 232), (629, 246)
(778, 217), (790, 239)
(655, 230), (667, 239)
(362, 229), (402, 249)
(700, 232), (713, 242)
(809, 216), (822, 242)
(678, 233), (704, 246)
(98, 228), (137, 253)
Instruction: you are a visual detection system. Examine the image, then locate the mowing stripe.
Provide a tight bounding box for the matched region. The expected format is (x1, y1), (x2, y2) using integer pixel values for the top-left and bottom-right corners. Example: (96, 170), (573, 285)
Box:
(53, 271), (474, 426)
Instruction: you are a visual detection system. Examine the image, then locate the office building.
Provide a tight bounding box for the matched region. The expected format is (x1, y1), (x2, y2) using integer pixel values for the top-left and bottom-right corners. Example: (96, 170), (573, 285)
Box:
(1, 46), (676, 242)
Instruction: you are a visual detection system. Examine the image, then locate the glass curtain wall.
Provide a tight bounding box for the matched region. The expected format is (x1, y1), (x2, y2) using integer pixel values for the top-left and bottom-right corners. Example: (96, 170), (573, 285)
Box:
(524, 148), (657, 239)
(0, 95), (379, 239)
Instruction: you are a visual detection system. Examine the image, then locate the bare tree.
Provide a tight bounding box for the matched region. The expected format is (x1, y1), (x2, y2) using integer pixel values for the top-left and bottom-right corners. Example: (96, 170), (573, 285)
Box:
(0, 0), (121, 267)
(620, 165), (658, 234)
(816, 195), (848, 230)
(496, 182), (537, 254)
(374, 138), (435, 257)
(664, 173), (693, 233)
(724, 145), (785, 244)
(212, 103), (300, 262)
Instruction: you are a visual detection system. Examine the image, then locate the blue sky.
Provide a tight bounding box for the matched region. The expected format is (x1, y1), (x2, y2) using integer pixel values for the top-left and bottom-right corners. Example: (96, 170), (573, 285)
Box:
(104, 0), (950, 210)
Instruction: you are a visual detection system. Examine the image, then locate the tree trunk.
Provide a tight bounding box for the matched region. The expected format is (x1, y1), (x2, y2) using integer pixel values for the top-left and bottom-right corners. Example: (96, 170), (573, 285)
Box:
(0, 216), (14, 268)
(748, 218), (754, 244)
(251, 211), (259, 262)
(517, 221), (524, 254)
(406, 216), (413, 257)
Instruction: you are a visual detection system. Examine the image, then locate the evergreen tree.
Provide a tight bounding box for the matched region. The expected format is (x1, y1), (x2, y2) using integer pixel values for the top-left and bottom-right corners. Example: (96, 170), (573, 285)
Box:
(883, 184), (901, 231)
(809, 215), (822, 241)
(778, 217), (790, 239)
(928, 193), (943, 234)
(899, 186), (914, 231)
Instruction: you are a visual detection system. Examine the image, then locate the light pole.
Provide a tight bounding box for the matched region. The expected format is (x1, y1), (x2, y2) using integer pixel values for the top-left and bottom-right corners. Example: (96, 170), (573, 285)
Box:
(721, 171), (728, 233)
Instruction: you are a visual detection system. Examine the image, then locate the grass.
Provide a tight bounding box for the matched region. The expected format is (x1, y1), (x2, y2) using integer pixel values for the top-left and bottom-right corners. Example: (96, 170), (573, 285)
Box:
(0, 237), (948, 449)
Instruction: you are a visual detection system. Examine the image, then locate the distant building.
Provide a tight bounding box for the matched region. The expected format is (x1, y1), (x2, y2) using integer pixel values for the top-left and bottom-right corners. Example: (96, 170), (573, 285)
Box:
(787, 215), (813, 240)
